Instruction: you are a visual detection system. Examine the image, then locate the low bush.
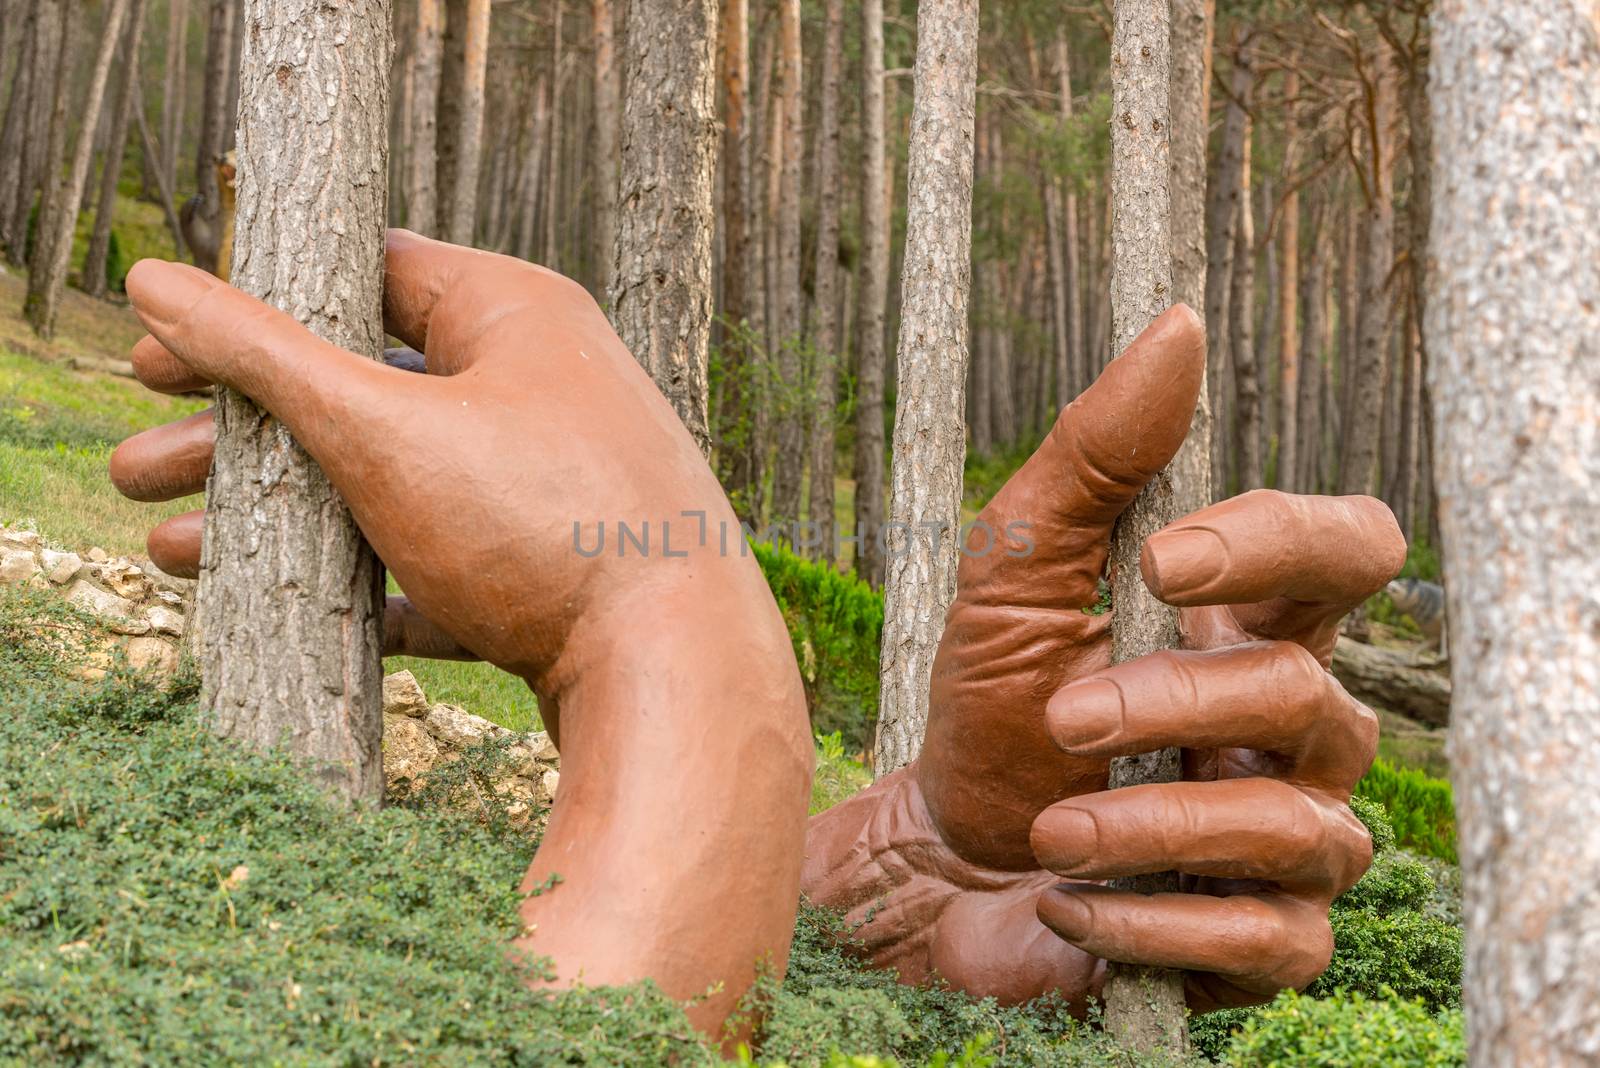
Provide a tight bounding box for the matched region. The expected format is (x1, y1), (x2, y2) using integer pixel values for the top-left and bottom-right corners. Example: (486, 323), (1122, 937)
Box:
(1354, 759), (1457, 863)
(1220, 989), (1463, 1067)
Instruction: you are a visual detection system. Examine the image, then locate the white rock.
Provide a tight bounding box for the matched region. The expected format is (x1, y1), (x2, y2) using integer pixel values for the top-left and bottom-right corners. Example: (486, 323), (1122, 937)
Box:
(0, 549), (39, 585)
(125, 636), (179, 676)
(143, 562), (194, 595)
(64, 579), (135, 619)
(541, 768), (561, 802)
(423, 703), (507, 749)
(155, 590), (184, 606)
(86, 546), (109, 563)
(383, 713), (440, 783)
(505, 731), (560, 777)
(0, 529), (41, 551)
(39, 549), (82, 585)
(381, 670), (430, 718)
(145, 605), (185, 637)
(109, 617), (152, 636)
(98, 562), (149, 601)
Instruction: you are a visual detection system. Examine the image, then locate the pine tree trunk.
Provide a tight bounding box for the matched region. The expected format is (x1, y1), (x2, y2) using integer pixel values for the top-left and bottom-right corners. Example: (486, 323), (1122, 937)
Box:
(592, 0), (618, 289)
(1296, 187), (1327, 495)
(444, 0), (488, 245)
(610, 0), (717, 455)
(806, 0), (844, 563)
(1167, 0), (1212, 315)
(1339, 41), (1397, 496)
(1056, 30), (1087, 404)
(872, 0), (977, 776)
(407, 0), (442, 235)
(192, 0), (234, 273)
(1428, 5), (1600, 1061)
(0, 0), (39, 261)
(436, 0), (464, 198)
(1276, 70), (1300, 492)
(159, 0), (186, 195)
(201, 0), (390, 803)
(82, 0), (149, 300)
(25, 0), (129, 338)
(851, 0), (888, 587)
(719, 0), (759, 520)
(1202, 30), (1251, 498)
(769, 0), (804, 531)
(513, 72), (548, 261)
(1100, 0), (1202, 1053)
(17, 1), (70, 273)
(1228, 121), (1260, 492)
(543, 0), (563, 268)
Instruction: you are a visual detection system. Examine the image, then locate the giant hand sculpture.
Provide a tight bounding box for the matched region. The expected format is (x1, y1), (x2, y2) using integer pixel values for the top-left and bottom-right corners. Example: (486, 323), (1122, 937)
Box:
(110, 232), (1402, 1036)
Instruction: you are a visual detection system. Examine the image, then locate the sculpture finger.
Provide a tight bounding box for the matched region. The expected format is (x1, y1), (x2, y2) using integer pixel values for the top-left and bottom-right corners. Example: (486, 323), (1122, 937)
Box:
(1044, 641), (1378, 792)
(110, 410), (215, 502)
(131, 335), (212, 394)
(148, 510), (204, 578)
(959, 305), (1203, 606)
(1036, 883), (1333, 996)
(1030, 778), (1372, 895)
(383, 596), (480, 661)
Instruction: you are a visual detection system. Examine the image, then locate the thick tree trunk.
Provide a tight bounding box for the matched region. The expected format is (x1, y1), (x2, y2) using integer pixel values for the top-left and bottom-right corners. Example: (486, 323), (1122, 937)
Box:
(1338, 41), (1397, 496)
(592, 0), (619, 290)
(610, 0), (717, 455)
(1276, 70), (1300, 492)
(407, 0), (442, 236)
(159, 0), (187, 196)
(1100, 0), (1202, 1053)
(768, 0), (804, 531)
(25, 0), (129, 338)
(1228, 121), (1260, 492)
(82, 0), (149, 300)
(873, 0), (977, 776)
(1202, 31), (1251, 498)
(806, 0), (844, 563)
(851, 0), (889, 587)
(201, 0), (390, 803)
(444, 0), (488, 245)
(1428, 7), (1600, 1061)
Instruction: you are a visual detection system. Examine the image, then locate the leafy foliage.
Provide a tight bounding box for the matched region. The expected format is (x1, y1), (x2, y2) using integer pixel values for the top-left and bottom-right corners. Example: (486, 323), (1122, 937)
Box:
(755, 541), (885, 750)
(1220, 989), (1463, 1067)
(1354, 759), (1457, 862)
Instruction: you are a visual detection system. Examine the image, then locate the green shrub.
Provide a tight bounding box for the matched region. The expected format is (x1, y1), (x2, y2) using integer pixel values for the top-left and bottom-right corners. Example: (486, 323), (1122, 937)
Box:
(755, 541), (884, 750)
(1220, 989), (1463, 1067)
(105, 228), (133, 293)
(811, 729), (873, 813)
(1354, 759), (1457, 862)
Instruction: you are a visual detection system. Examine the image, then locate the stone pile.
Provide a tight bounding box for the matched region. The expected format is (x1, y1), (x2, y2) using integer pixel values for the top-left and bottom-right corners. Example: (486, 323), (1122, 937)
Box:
(0, 524), (192, 678)
(381, 668), (561, 823)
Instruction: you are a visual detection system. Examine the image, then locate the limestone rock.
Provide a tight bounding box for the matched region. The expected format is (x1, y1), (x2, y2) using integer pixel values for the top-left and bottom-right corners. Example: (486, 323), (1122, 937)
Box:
(143, 562), (194, 595)
(125, 636), (179, 677)
(382, 670), (430, 718)
(0, 529), (41, 551)
(86, 546), (109, 564)
(541, 768), (561, 802)
(0, 549), (38, 586)
(146, 605), (185, 638)
(423, 703), (508, 749)
(505, 731), (560, 777)
(383, 713), (440, 784)
(109, 616), (153, 637)
(39, 549), (82, 585)
(97, 562), (150, 601)
(65, 579), (134, 620)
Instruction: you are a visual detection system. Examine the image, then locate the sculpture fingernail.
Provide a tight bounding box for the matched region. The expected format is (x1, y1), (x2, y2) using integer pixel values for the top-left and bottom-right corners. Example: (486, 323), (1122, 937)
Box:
(1141, 526), (1226, 602)
(130, 261), (218, 334)
(1038, 886), (1094, 942)
(1047, 678), (1125, 752)
(1032, 806), (1100, 874)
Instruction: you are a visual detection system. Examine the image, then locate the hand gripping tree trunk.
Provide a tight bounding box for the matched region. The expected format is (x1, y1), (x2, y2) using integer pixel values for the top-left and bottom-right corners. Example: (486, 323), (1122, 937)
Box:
(1428, 5), (1600, 1063)
(871, 0), (978, 776)
(200, 0), (390, 803)
(1102, 0), (1209, 1053)
(609, 0), (718, 454)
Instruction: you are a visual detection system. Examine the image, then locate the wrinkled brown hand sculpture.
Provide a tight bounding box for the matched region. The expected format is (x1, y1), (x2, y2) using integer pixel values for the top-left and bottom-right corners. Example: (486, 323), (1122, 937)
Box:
(109, 232), (815, 1036)
(803, 306), (1405, 1012)
(111, 235), (1403, 1037)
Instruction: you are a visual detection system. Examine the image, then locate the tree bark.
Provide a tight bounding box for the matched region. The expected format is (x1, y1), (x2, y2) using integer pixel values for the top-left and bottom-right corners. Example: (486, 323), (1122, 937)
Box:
(872, 0), (977, 776)
(1202, 30), (1251, 498)
(610, 0), (717, 455)
(192, 0), (234, 273)
(1167, 0), (1212, 315)
(25, 0), (129, 339)
(1056, 29), (1087, 405)
(159, 0), (187, 198)
(82, 0), (150, 300)
(1428, 7), (1600, 1061)
(407, 0), (442, 236)
(1228, 120), (1260, 492)
(806, 0), (844, 563)
(768, 0), (804, 531)
(1276, 70), (1300, 492)
(592, 0), (619, 290)
(16, 1), (70, 273)
(444, 0), (488, 246)
(200, 0), (390, 803)
(0, 0), (40, 262)
(852, 0), (889, 587)
(435, 0), (465, 199)
(1338, 40), (1397, 496)
(543, 0), (563, 268)
(718, 0), (760, 520)
(1100, 0), (1203, 1053)
(1296, 186), (1327, 494)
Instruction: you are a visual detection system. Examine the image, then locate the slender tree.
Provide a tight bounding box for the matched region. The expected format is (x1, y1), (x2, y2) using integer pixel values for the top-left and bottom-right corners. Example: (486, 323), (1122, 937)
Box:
(609, 0), (718, 454)
(1229, 119), (1260, 491)
(873, 0), (978, 776)
(1099, 0), (1206, 1053)
(769, 0), (805, 533)
(83, 0), (150, 300)
(1167, 0), (1212, 317)
(1201, 30), (1251, 497)
(201, 0), (390, 802)
(407, 0), (443, 235)
(591, 0), (619, 287)
(191, 0), (234, 274)
(0, 0), (40, 261)
(1276, 68), (1300, 491)
(445, 0), (489, 245)
(806, 0), (845, 563)
(25, 0), (130, 338)
(1428, 3), (1600, 1062)
(851, 0), (889, 587)
(159, 0), (187, 195)
(543, 0), (563, 267)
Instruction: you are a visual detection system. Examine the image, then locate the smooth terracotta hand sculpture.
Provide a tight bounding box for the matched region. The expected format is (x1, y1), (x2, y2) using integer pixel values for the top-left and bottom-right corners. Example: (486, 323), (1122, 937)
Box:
(110, 232), (1403, 1035)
